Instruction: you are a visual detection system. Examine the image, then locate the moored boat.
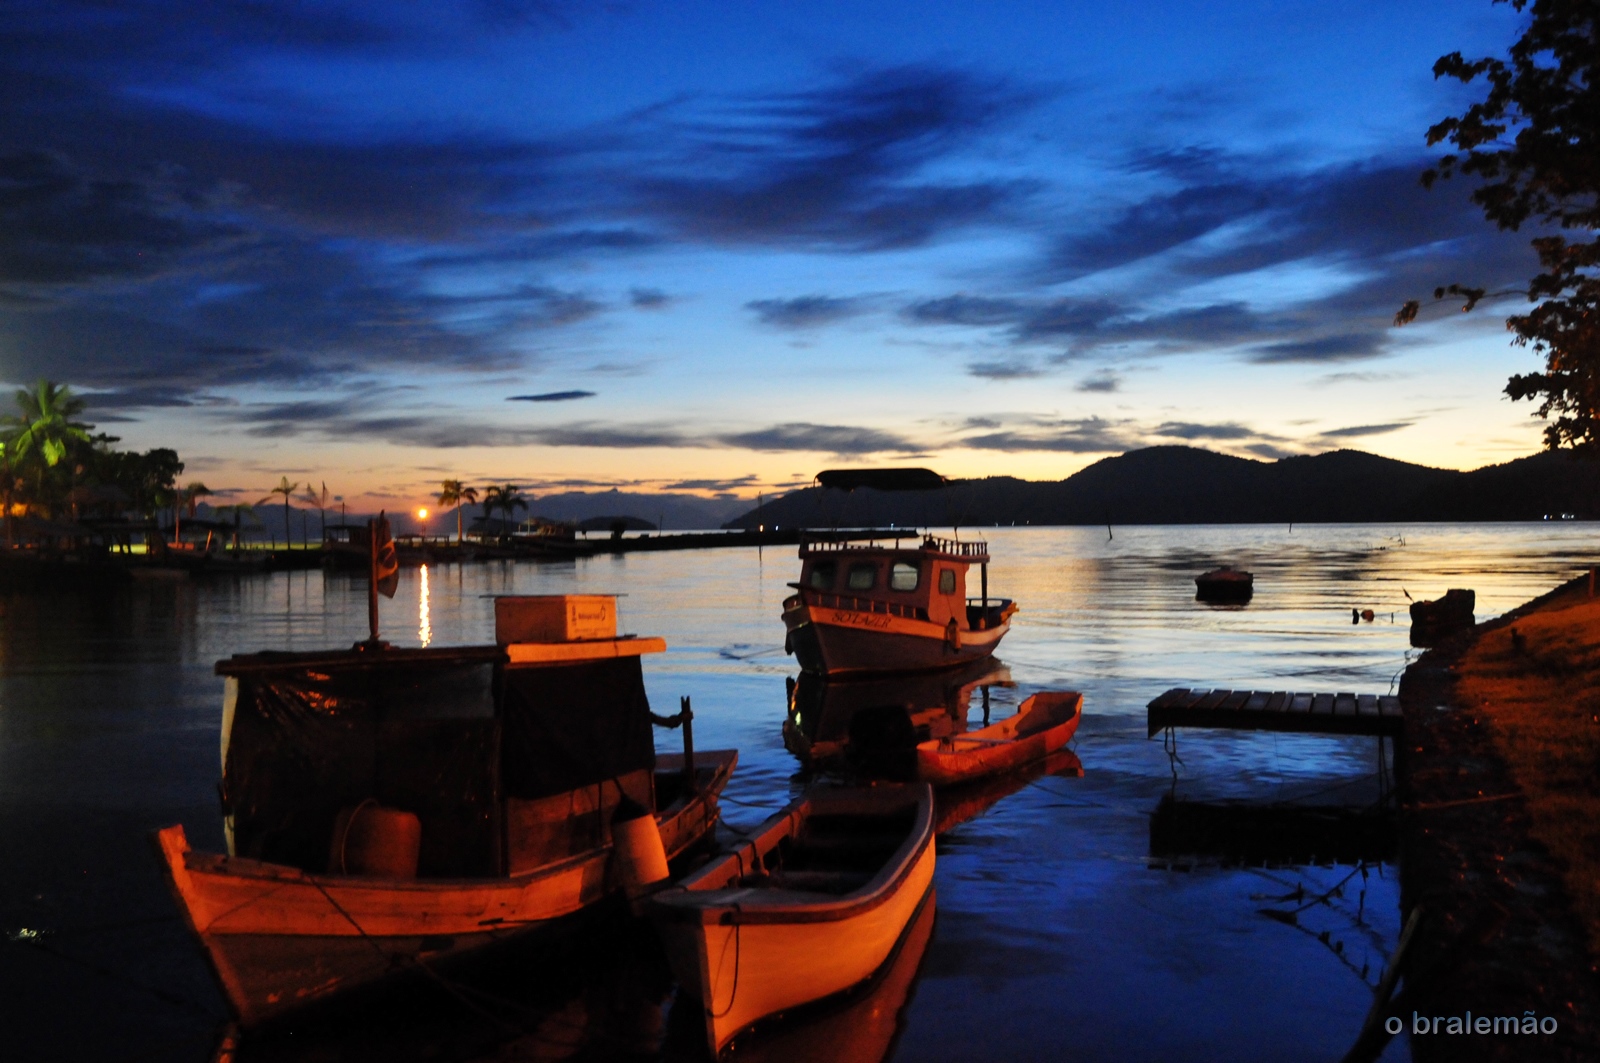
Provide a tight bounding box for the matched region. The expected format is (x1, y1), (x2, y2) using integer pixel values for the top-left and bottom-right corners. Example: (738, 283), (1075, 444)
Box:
(1195, 566), (1254, 603)
(645, 782), (936, 1057)
(154, 593), (735, 1028)
(781, 534), (1016, 677)
(1409, 587), (1475, 628)
(914, 690), (1082, 787)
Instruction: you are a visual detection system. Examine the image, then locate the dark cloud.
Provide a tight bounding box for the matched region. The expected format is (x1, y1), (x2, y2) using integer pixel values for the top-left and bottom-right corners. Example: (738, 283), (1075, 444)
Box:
(967, 359), (1042, 380)
(902, 294), (1027, 326)
(630, 287), (669, 308)
(717, 423), (921, 454)
(961, 417), (1134, 453)
(1152, 421), (1259, 441)
(1247, 332), (1386, 364)
(507, 390), (596, 402)
(746, 295), (868, 328)
(634, 66), (1040, 250)
(1317, 422), (1412, 438)
(1076, 370), (1120, 392)
(661, 475), (761, 492)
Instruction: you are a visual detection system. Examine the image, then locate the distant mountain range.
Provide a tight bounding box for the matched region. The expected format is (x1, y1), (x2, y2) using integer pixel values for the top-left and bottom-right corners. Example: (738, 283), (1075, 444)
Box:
(721, 446), (1600, 529)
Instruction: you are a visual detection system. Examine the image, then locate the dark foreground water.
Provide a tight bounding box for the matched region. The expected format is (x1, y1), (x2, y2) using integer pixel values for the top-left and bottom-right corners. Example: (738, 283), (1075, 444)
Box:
(2, 523), (1594, 1062)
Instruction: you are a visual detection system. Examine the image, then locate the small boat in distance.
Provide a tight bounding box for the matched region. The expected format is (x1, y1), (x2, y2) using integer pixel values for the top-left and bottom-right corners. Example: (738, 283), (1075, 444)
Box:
(915, 690), (1082, 787)
(1195, 566), (1254, 603)
(782, 534), (1016, 677)
(646, 783), (936, 1057)
(155, 593), (736, 1028)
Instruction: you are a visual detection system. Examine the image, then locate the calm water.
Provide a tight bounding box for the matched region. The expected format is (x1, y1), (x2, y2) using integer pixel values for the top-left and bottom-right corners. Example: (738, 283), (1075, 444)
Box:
(1, 523), (1594, 1062)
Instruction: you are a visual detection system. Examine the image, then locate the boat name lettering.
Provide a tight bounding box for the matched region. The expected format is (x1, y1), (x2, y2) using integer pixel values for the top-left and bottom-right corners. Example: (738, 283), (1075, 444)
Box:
(829, 609), (894, 630)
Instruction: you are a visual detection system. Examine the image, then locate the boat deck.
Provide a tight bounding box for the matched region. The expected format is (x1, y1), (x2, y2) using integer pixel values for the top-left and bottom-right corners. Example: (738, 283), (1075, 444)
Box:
(1146, 688), (1403, 739)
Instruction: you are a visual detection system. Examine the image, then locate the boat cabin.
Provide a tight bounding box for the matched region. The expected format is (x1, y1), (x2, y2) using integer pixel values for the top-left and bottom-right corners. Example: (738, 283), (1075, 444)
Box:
(213, 595), (676, 879)
(795, 534), (1008, 632)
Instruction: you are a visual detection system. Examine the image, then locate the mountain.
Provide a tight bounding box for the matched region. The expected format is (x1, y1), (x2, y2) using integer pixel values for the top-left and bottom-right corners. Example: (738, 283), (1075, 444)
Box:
(722, 447), (1600, 528)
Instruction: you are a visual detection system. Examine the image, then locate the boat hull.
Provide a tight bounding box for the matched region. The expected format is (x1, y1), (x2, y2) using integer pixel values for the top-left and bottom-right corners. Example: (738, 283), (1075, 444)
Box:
(648, 784), (936, 1056)
(783, 601), (1009, 677)
(156, 750), (735, 1027)
(915, 691), (1082, 786)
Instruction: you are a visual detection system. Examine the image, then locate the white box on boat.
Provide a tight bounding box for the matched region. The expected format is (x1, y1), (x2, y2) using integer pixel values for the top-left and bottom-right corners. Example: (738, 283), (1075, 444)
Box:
(495, 595), (617, 643)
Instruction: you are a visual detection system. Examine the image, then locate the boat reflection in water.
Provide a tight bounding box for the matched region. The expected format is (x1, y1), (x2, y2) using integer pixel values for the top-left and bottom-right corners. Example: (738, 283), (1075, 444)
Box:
(783, 658), (1013, 777)
(934, 748), (1083, 836)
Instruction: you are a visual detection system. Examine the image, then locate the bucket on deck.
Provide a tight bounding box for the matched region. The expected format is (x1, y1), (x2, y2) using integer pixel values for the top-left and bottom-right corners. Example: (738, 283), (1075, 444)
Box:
(329, 803), (422, 879)
(611, 796), (669, 897)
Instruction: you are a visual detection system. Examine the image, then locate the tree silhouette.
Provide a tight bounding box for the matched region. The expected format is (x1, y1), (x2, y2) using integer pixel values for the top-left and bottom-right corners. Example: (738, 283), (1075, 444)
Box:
(481, 484), (528, 541)
(300, 481), (330, 543)
(9, 379), (92, 512)
(1399, 1), (1599, 450)
(438, 479), (479, 543)
(175, 482), (210, 544)
(258, 477), (300, 547)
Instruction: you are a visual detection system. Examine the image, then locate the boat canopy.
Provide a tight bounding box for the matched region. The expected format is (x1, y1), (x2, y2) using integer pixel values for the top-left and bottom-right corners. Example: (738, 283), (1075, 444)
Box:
(814, 468), (946, 492)
(216, 646), (657, 876)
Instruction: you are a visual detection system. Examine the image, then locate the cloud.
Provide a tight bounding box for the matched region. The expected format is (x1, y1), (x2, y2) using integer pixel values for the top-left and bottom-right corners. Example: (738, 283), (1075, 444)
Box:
(1076, 370), (1120, 392)
(630, 287), (669, 308)
(717, 422), (922, 454)
(1247, 332), (1386, 364)
(746, 295), (869, 328)
(1317, 422), (1412, 438)
(902, 294), (1028, 326)
(507, 390), (596, 402)
(961, 416), (1135, 453)
(1152, 421), (1260, 441)
(967, 359), (1042, 379)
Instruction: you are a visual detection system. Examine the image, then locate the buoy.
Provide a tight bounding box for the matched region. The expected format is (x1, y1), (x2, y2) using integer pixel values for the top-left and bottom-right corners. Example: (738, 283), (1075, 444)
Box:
(945, 619), (961, 651)
(1361, 609), (1375, 622)
(329, 802), (421, 878)
(611, 794), (669, 897)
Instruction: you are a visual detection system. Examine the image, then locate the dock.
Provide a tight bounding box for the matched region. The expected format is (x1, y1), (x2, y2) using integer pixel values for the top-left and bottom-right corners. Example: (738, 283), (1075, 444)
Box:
(1146, 688), (1403, 739)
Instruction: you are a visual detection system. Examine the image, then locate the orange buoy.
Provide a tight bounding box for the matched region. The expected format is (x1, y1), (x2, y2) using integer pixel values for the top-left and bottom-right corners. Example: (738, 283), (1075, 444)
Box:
(329, 802), (421, 879)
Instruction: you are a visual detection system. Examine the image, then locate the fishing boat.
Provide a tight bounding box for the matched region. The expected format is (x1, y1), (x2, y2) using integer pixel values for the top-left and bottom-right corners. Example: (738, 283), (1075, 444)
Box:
(1409, 588), (1475, 629)
(1195, 566), (1254, 603)
(646, 782), (936, 1057)
(914, 690), (1082, 787)
(154, 591), (735, 1028)
(781, 533), (1016, 677)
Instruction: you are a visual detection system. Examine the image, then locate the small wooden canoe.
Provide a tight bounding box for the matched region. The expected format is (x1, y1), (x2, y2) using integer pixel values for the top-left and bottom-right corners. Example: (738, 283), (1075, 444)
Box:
(646, 783), (936, 1057)
(1410, 588), (1475, 628)
(915, 690), (1082, 787)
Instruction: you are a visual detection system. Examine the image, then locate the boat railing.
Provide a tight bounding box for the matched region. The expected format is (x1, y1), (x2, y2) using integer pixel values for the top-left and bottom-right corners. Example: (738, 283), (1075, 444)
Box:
(922, 535), (987, 559)
(799, 534), (988, 560)
(808, 592), (929, 621)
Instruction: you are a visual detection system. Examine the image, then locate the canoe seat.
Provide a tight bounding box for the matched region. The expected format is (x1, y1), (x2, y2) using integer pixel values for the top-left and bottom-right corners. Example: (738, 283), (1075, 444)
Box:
(739, 869), (873, 895)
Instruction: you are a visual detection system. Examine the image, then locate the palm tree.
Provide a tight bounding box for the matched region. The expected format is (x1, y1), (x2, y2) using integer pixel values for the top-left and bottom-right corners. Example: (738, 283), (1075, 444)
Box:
(300, 481), (330, 544)
(257, 477), (300, 548)
(211, 503), (259, 552)
(438, 480), (479, 543)
(9, 379), (92, 515)
(174, 482), (211, 545)
(481, 483), (528, 542)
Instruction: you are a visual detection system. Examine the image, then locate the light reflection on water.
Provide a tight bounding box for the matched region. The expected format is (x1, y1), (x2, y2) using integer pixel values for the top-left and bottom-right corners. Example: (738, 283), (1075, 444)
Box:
(1, 523), (1594, 1062)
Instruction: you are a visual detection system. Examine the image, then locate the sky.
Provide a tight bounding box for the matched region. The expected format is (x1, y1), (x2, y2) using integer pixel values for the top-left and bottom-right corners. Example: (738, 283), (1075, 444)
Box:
(0, 0), (1548, 511)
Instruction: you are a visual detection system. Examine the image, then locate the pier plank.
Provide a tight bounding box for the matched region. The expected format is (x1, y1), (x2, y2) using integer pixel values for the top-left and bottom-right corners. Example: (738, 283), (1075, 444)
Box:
(1146, 687), (1403, 739)
(1311, 693), (1335, 714)
(1291, 694), (1313, 712)
(1195, 690), (1231, 710)
(1333, 693), (1357, 716)
(1264, 692), (1288, 712)
(1357, 694), (1378, 716)
(1221, 691), (1250, 710)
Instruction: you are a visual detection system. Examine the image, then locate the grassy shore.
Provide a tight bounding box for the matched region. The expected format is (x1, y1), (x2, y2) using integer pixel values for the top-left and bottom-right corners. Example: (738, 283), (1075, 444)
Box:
(1398, 574), (1600, 1062)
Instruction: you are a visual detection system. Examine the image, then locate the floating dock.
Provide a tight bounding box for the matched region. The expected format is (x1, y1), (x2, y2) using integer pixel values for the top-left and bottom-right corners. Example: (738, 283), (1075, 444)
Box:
(1146, 688), (1403, 739)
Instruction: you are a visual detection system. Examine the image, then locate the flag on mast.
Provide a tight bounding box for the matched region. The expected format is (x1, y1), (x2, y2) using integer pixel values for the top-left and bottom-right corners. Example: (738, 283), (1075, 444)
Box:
(372, 511), (399, 598)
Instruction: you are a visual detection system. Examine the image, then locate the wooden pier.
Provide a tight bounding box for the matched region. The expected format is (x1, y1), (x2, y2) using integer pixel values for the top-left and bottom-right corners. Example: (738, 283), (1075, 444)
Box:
(1146, 688), (1403, 739)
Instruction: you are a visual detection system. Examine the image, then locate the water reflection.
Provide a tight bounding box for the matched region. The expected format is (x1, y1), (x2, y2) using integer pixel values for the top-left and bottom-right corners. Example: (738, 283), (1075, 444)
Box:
(419, 563), (432, 647)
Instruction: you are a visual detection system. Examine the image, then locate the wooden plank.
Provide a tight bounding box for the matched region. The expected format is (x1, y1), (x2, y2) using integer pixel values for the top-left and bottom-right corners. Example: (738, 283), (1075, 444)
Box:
(1195, 690), (1231, 710)
(1357, 694), (1378, 716)
(506, 636), (666, 665)
(1178, 689), (1209, 709)
(1221, 691), (1250, 710)
(1243, 691), (1270, 711)
(1334, 693), (1357, 716)
(1290, 693), (1313, 712)
(1147, 688), (1191, 710)
(1312, 693), (1336, 714)
(1378, 696), (1402, 717)
(1264, 691), (1288, 712)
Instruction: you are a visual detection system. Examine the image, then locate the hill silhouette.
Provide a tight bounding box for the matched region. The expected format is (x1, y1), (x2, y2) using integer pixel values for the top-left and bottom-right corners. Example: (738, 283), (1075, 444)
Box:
(724, 447), (1600, 528)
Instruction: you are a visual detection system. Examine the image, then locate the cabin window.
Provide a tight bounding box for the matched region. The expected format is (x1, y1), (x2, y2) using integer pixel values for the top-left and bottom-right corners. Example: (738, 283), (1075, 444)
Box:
(939, 569), (956, 595)
(890, 562), (919, 591)
(808, 561), (836, 590)
(847, 562), (877, 591)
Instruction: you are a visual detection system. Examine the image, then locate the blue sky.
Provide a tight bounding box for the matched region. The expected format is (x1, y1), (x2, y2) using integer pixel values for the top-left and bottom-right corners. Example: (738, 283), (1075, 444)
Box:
(0, 1), (1543, 508)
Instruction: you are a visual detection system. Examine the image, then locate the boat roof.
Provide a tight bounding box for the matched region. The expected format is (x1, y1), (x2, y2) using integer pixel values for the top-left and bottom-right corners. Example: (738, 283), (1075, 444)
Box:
(815, 468), (946, 492)
(799, 533), (988, 564)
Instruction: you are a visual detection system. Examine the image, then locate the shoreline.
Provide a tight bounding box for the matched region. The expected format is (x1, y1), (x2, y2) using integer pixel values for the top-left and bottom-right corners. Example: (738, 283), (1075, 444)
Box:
(1397, 573), (1600, 1061)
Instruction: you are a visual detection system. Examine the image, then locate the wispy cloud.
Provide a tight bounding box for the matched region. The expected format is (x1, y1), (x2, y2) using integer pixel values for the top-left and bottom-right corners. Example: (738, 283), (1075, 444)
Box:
(508, 390), (596, 402)
(746, 295), (870, 328)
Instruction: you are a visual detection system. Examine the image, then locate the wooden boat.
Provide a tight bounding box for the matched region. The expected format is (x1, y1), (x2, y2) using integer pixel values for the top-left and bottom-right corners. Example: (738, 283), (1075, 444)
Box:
(154, 594), (736, 1028)
(646, 783), (936, 1057)
(1195, 566), (1253, 603)
(1410, 588), (1475, 628)
(914, 690), (1082, 787)
(781, 534), (1016, 677)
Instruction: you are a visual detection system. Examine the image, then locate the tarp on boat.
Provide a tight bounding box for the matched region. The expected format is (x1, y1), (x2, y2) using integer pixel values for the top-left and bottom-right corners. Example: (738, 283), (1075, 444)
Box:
(216, 647), (658, 875)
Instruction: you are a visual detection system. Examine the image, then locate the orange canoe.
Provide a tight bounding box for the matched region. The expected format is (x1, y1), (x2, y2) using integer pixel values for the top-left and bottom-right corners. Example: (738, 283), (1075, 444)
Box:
(915, 690), (1082, 787)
